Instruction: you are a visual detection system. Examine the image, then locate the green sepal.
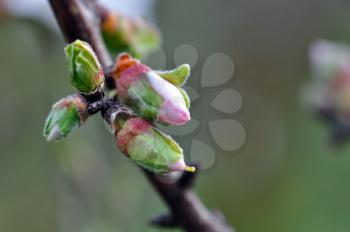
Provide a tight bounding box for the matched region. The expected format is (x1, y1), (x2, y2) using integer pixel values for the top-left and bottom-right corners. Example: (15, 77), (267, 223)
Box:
(155, 64), (190, 87)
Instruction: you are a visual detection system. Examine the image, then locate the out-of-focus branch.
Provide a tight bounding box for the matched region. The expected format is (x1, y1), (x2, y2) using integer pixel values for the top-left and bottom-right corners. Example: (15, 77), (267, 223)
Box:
(49, 0), (111, 67)
(48, 0), (234, 231)
(0, 0), (6, 17)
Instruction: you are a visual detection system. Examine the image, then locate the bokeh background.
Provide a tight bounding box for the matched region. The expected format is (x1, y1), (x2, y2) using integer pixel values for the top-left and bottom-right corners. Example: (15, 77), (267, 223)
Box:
(2, 0), (350, 231)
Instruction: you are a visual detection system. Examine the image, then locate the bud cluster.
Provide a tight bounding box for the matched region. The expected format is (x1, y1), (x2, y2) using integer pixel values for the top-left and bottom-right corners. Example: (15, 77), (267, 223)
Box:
(43, 40), (105, 142)
(43, 38), (194, 174)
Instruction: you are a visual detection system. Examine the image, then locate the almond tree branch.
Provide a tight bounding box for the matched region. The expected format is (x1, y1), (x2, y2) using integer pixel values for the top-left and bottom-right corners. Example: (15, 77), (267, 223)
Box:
(48, 0), (234, 231)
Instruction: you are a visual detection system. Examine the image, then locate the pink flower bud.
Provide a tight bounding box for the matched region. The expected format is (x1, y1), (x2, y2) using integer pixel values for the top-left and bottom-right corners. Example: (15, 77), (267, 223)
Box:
(113, 54), (191, 125)
(112, 116), (195, 174)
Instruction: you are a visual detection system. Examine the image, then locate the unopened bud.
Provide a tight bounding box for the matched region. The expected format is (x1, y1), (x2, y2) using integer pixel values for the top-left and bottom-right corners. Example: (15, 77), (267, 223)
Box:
(65, 40), (104, 94)
(113, 53), (191, 125)
(43, 95), (88, 142)
(115, 117), (195, 174)
(310, 40), (350, 82)
(101, 11), (161, 57)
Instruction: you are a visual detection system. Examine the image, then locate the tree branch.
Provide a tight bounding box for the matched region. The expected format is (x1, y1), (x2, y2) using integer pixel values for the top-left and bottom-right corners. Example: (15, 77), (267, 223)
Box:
(49, 0), (111, 67)
(48, 0), (234, 231)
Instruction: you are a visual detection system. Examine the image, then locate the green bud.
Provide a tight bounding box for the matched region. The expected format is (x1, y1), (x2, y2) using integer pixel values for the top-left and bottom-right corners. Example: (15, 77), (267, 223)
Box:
(132, 20), (161, 58)
(101, 14), (132, 55)
(43, 95), (88, 142)
(65, 40), (104, 94)
(113, 116), (195, 174)
(101, 12), (161, 57)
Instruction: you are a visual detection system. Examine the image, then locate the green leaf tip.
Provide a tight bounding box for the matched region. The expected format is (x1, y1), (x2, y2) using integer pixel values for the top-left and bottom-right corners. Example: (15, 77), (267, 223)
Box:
(155, 64), (190, 87)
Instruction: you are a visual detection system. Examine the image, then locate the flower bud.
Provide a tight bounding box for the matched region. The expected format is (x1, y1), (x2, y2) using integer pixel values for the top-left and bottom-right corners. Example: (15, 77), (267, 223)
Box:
(308, 41), (350, 113)
(310, 40), (350, 82)
(113, 53), (191, 125)
(101, 11), (161, 57)
(43, 95), (88, 142)
(65, 40), (104, 94)
(114, 116), (195, 174)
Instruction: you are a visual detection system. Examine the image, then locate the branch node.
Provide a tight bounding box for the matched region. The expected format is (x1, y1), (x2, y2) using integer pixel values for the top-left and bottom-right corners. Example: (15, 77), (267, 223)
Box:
(86, 100), (104, 115)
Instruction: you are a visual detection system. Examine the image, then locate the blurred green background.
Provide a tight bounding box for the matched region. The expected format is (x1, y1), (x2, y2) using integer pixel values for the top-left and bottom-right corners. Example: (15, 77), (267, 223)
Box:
(2, 0), (350, 231)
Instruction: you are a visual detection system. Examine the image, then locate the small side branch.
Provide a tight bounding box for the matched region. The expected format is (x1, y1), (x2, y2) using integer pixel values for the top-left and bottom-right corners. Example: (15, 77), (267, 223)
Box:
(48, 0), (234, 231)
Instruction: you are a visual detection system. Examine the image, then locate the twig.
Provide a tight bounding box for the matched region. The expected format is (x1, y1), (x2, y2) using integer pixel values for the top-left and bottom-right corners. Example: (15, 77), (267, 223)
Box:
(48, 0), (234, 231)
(144, 170), (233, 232)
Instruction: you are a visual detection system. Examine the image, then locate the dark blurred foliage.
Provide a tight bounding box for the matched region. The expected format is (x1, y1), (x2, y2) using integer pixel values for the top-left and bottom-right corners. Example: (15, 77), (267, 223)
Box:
(2, 0), (350, 231)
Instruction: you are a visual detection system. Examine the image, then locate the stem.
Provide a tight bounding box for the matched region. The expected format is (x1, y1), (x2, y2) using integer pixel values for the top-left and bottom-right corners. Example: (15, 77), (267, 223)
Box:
(48, 0), (234, 231)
